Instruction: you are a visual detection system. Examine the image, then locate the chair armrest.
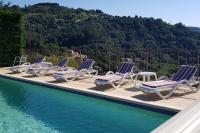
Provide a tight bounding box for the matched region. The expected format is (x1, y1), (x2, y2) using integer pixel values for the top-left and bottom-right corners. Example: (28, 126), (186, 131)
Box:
(66, 67), (76, 70)
(106, 71), (114, 75)
(23, 62), (31, 65)
(15, 56), (21, 60)
(171, 73), (175, 77)
(42, 62), (52, 65)
(158, 76), (169, 80)
(93, 65), (101, 70)
(41, 62), (52, 67)
(178, 79), (189, 84)
(130, 72), (137, 77)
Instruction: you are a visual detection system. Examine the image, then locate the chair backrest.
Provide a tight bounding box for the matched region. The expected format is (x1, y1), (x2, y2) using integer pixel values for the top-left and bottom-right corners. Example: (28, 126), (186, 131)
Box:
(184, 66), (197, 80)
(117, 62), (134, 74)
(13, 56), (28, 66)
(34, 56), (45, 64)
(19, 56), (27, 64)
(78, 59), (94, 70)
(57, 59), (68, 67)
(171, 65), (197, 81)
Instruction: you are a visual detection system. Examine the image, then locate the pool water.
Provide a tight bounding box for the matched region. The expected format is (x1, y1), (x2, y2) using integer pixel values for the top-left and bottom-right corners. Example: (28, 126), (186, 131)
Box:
(0, 77), (173, 133)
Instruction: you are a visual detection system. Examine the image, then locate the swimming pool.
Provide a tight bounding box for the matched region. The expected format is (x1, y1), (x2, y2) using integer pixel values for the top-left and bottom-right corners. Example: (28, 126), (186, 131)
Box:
(0, 77), (173, 133)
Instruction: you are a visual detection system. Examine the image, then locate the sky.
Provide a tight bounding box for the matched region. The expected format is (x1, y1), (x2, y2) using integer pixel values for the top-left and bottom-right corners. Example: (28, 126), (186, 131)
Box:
(4, 0), (200, 27)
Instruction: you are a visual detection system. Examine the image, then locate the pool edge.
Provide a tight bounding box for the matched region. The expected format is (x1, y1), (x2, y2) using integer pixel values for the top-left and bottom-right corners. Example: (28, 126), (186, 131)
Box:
(0, 73), (179, 115)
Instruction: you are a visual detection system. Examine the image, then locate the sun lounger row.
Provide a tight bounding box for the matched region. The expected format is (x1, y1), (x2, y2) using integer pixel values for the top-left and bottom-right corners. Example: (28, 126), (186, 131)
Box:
(9, 56), (200, 99)
(9, 57), (98, 81)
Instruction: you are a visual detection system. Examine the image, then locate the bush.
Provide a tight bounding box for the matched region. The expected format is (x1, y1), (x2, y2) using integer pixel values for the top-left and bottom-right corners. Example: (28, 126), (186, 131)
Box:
(0, 8), (24, 66)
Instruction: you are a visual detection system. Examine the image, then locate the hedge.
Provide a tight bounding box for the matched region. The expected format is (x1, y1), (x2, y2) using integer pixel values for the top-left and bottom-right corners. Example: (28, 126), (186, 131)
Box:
(0, 8), (24, 66)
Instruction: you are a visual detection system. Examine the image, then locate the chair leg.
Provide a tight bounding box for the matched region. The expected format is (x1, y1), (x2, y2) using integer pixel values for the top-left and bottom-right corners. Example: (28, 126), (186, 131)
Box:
(69, 72), (81, 82)
(63, 77), (70, 82)
(134, 74), (139, 87)
(155, 90), (174, 99)
(35, 70), (48, 77)
(155, 85), (178, 99)
(111, 83), (120, 89)
(187, 83), (199, 92)
(130, 74), (135, 83)
(112, 76), (127, 89)
(178, 80), (200, 92)
(94, 70), (98, 77)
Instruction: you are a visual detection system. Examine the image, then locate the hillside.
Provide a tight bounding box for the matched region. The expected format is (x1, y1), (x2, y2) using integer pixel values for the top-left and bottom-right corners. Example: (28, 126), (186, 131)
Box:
(188, 27), (200, 33)
(22, 3), (200, 50)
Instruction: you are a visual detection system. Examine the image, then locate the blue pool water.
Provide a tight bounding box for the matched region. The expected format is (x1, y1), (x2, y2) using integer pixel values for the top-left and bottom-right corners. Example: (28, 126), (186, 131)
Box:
(0, 77), (173, 133)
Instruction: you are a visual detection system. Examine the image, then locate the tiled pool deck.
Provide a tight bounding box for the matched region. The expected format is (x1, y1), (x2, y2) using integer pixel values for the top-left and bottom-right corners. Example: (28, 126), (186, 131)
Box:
(0, 67), (200, 112)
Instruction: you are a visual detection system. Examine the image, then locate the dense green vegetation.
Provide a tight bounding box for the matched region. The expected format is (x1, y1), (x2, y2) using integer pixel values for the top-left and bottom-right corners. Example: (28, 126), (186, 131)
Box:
(22, 3), (200, 50)
(1, 2), (200, 75)
(0, 5), (24, 66)
(18, 3), (200, 74)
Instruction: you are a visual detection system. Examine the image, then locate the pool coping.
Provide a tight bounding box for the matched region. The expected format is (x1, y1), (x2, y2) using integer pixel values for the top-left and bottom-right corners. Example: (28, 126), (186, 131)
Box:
(0, 73), (179, 115)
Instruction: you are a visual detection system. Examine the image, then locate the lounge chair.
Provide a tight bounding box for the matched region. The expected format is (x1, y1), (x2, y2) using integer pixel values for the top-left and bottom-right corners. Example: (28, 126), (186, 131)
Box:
(27, 59), (69, 77)
(9, 56), (45, 73)
(95, 62), (135, 89)
(139, 65), (199, 99)
(53, 59), (98, 82)
(12, 55), (28, 66)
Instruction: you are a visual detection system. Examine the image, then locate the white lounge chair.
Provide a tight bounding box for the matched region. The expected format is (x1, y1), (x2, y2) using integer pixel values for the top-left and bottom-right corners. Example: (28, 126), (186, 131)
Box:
(139, 65), (199, 99)
(53, 59), (98, 82)
(9, 56), (45, 73)
(95, 62), (135, 89)
(27, 59), (69, 77)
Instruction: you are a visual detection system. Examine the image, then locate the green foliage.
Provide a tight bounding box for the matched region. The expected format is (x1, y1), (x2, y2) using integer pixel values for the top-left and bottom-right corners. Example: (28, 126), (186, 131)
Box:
(68, 58), (80, 68)
(20, 3), (200, 75)
(157, 64), (178, 77)
(0, 7), (24, 66)
(23, 3), (200, 50)
(44, 55), (80, 69)
(1, 3), (200, 75)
